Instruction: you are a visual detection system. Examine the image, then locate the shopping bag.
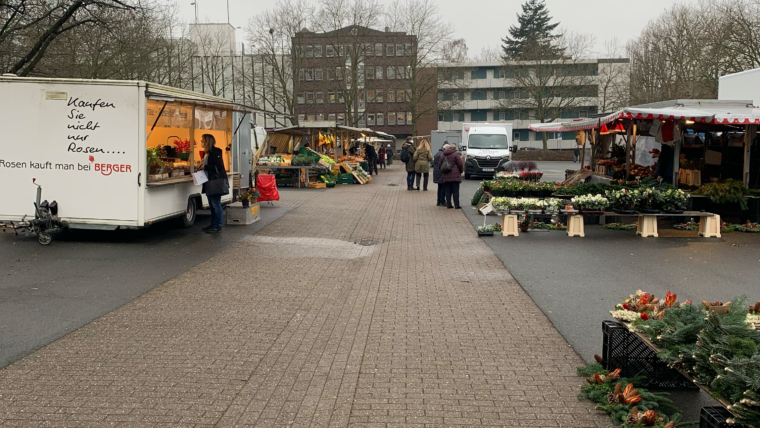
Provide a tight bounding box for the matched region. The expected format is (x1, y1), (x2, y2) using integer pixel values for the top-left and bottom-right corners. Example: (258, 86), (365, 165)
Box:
(192, 170), (208, 185)
(257, 174), (279, 202)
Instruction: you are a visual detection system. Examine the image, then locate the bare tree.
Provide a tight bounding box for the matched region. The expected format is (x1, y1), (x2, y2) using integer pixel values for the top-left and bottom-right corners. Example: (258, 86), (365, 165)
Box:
(497, 30), (597, 152)
(246, 0), (313, 126)
(1, 0), (140, 76)
(442, 38), (467, 63)
(473, 45), (501, 62)
(596, 38), (630, 112)
(384, 0), (453, 135)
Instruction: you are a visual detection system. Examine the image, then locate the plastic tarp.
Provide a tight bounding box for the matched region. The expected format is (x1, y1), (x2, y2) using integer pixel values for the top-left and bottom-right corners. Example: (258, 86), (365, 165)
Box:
(622, 107), (715, 122)
(529, 111), (624, 132)
(256, 174), (280, 202)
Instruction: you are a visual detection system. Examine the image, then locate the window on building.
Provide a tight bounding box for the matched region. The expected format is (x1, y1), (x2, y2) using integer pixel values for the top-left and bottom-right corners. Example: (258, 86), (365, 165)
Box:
(298, 114), (305, 122)
(471, 110), (487, 121)
(307, 114), (315, 122)
(338, 45), (345, 57)
(316, 92), (324, 104)
(315, 68), (323, 81)
(317, 113), (324, 121)
(305, 68), (314, 81)
(388, 112), (396, 125)
(306, 92), (314, 104)
(337, 113), (345, 125)
(375, 43), (383, 56)
(365, 43), (374, 56)
(397, 112), (405, 125)
(298, 69), (304, 81)
(579, 109), (589, 118)
(366, 89), (375, 102)
(457, 112), (465, 121)
(397, 90), (405, 102)
(358, 117), (365, 127)
(327, 68), (336, 80)
(492, 111), (501, 121)
(314, 45), (322, 58)
(336, 67), (342, 80)
(375, 67), (382, 79)
(471, 90), (487, 101)
(387, 90), (395, 103)
(545, 132), (558, 139)
(338, 91), (345, 103)
(326, 45), (335, 57)
(305, 45), (313, 58)
(328, 113), (336, 121)
(386, 43), (395, 56)
(561, 109), (580, 119)
(471, 68), (487, 79)
(514, 131), (521, 141)
(375, 90), (383, 103)
(297, 93), (305, 104)
(494, 69), (505, 79)
(377, 113), (384, 125)
(396, 44), (403, 56)
(503, 110), (515, 120)
(367, 113), (375, 126)
(366, 66), (374, 80)
(438, 112), (453, 122)
(450, 70), (464, 80)
(404, 43), (412, 56)
(406, 112), (412, 124)
(405, 89), (411, 103)
(328, 92), (336, 104)
(386, 66), (395, 79)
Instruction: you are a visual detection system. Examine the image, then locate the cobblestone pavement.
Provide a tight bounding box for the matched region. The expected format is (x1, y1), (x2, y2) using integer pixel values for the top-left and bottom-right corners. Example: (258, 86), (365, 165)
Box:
(0, 165), (611, 428)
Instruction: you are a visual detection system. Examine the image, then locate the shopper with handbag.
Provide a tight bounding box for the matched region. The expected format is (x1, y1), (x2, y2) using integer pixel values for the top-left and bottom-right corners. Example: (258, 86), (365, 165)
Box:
(438, 144), (464, 209)
(199, 134), (228, 233)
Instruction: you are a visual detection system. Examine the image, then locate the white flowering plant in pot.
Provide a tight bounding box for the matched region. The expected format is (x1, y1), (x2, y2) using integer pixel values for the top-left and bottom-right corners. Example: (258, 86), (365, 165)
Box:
(571, 194), (610, 211)
(606, 189), (638, 210)
(543, 198), (563, 213)
(491, 197), (512, 212)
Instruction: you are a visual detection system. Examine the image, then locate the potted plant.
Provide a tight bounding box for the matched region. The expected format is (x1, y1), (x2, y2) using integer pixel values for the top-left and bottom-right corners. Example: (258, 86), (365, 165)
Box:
(491, 197), (511, 213)
(571, 194), (609, 213)
(637, 188), (661, 214)
(509, 198), (527, 214)
(606, 189), (638, 214)
(519, 214), (531, 232)
(477, 223), (502, 237)
(659, 189), (688, 214)
(544, 198), (562, 214)
(526, 198), (543, 214)
(173, 139), (192, 161)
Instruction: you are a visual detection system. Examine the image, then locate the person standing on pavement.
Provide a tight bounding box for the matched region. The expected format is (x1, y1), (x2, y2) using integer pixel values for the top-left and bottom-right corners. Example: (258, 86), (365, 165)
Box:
(432, 142), (446, 206)
(439, 143), (464, 209)
(385, 144), (393, 166)
(378, 145), (386, 170)
(402, 137), (416, 190)
(199, 134), (228, 233)
(573, 146), (580, 163)
(363, 142), (378, 175)
(412, 139), (433, 191)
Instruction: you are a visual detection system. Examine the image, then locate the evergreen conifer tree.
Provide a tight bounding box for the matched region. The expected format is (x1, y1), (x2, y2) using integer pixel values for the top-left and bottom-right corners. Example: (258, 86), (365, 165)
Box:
(501, 0), (563, 60)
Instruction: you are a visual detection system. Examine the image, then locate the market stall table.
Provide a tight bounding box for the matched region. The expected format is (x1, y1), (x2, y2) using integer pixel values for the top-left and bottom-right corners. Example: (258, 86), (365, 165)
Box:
(255, 165), (317, 189)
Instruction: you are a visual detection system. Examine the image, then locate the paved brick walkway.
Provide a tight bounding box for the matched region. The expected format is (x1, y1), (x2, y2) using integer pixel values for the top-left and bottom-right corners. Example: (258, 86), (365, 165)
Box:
(0, 165), (611, 427)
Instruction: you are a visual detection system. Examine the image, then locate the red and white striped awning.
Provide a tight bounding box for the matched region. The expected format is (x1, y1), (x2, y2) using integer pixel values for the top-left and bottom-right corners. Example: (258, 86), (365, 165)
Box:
(530, 105), (760, 131)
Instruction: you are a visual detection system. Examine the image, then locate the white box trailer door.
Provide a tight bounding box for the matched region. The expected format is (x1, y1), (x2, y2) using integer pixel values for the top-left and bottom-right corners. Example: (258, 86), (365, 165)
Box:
(0, 80), (140, 225)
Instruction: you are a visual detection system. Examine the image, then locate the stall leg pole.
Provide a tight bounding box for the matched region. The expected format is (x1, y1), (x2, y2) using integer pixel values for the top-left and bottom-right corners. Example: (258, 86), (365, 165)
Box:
(625, 122), (632, 181)
(673, 133), (682, 188)
(744, 125), (752, 188)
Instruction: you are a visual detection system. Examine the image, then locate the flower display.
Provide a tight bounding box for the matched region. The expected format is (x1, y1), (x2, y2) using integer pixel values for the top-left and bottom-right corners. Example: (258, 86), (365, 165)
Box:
(606, 189), (639, 209)
(173, 139), (192, 154)
(571, 194), (609, 211)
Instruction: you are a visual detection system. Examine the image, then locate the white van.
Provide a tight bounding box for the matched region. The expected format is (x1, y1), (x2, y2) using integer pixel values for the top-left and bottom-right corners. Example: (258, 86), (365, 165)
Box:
(461, 123), (515, 179)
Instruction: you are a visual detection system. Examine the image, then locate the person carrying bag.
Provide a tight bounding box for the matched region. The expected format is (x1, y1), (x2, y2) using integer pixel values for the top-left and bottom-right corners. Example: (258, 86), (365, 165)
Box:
(199, 134), (228, 233)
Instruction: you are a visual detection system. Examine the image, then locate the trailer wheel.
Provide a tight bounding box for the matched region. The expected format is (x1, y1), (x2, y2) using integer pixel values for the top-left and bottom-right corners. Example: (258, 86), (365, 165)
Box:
(38, 232), (52, 245)
(182, 198), (197, 228)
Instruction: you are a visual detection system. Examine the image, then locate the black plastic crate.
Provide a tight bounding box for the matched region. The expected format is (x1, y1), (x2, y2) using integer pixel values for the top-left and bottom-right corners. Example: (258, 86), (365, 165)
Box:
(602, 320), (697, 389)
(700, 406), (747, 428)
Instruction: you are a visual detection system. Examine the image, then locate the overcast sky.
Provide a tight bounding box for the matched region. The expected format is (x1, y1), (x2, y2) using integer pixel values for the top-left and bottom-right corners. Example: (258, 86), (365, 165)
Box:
(181, 0), (688, 56)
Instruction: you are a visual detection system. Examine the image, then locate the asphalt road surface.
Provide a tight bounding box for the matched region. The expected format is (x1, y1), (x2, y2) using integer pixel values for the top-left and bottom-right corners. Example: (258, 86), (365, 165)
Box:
(0, 200), (296, 368)
(458, 162), (760, 421)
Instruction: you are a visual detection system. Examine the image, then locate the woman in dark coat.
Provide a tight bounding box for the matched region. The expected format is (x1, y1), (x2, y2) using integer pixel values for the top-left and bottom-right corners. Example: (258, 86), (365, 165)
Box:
(438, 145), (464, 209)
(432, 144), (446, 206)
(199, 134), (228, 233)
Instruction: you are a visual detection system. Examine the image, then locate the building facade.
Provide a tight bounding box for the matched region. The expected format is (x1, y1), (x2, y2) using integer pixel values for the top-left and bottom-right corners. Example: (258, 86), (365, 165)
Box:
(436, 58), (630, 149)
(293, 26), (436, 138)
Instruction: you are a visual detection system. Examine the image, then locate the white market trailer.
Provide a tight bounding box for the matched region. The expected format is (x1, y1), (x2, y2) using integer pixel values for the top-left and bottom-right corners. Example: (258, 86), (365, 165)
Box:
(0, 77), (253, 230)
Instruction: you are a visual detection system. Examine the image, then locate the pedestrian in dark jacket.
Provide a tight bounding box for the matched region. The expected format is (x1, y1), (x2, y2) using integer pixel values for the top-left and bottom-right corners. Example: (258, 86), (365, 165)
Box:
(438, 145), (464, 209)
(199, 133), (228, 232)
(432, 143), (446, 206)
(378, 146), (386, 169)
(385, 144), (393, 165)
(363, 143), (378, 175)
(402, 138), (416, 190)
